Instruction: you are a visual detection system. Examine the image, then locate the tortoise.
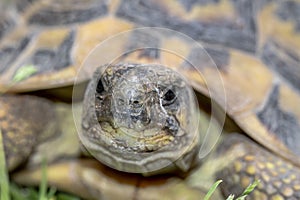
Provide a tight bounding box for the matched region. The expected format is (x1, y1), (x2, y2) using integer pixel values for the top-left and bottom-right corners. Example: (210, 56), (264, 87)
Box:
(1, 0), (300, 199)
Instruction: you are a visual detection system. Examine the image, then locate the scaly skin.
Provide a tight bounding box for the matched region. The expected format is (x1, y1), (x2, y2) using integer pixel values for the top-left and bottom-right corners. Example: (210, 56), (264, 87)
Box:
(0, 95), (57, 171)
(216, 134), (300, 200)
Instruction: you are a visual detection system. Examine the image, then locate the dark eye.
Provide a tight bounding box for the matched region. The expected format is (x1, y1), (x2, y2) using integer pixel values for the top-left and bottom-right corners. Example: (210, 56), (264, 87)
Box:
(162, 89), (176, 106)
(96, 79), (104, 93)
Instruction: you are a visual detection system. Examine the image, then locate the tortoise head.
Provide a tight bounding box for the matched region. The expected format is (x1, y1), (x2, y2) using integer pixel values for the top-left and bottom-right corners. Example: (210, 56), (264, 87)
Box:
(81, 63), (200, 174)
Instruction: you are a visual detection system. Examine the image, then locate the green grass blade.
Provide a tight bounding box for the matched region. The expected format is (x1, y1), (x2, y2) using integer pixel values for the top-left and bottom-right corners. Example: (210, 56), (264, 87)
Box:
(38, 159), (48, 200)
(57, 193), (81, 200)
(9, 184), (23, 200)
(12, 65), (38, 83)
(225, 194), (235, 200)
(10, 183), (39, 200)
(0, 127), (10, 200)
(25, 188), (39, 200)
(47, 187), (57, 199)
(204, 180), (223, 200)
(236, 180), (260, 200)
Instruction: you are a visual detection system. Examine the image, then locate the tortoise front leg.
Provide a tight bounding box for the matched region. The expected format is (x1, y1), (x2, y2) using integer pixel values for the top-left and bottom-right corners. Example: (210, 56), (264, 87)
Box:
(216, 134), (300, 200)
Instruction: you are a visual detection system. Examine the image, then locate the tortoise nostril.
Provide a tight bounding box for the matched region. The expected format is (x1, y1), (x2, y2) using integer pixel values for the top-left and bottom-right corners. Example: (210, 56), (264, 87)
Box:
(131, 113), (150, 125)
(130, 99), (143, 108)
(164, 116), (179, 135)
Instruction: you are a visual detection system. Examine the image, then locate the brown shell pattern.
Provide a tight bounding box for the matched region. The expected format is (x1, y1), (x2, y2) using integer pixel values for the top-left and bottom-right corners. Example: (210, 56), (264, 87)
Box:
(0, 0), (300, 199)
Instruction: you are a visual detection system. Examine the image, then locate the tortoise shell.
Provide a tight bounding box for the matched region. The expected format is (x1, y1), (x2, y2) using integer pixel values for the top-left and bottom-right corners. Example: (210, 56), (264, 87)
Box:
(1, 0), (300, 199)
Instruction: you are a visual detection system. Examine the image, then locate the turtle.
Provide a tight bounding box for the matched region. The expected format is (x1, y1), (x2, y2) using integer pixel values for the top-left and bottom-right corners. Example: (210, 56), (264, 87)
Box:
(1, 0), (300, 199)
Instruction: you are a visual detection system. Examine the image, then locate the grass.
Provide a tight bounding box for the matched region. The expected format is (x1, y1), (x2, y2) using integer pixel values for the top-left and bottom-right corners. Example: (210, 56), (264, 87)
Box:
(0, 128), (10, 200)
(204, 179), (260, 200)
(38, 159), (48, 200)
(0, 126), (79, 200)
(0, 64), (38, 93)
(7, 160), (79, 200)
(0, 150), (79, 200)
(12, 65), (38, 83)
(204, 180), (223, 200)
(9, 184), (80, 200)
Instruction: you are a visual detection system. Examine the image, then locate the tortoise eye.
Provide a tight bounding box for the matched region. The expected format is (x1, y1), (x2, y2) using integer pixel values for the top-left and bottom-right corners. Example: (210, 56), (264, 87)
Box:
(162, 89), (176, 106)
(96, 79), (104, 93)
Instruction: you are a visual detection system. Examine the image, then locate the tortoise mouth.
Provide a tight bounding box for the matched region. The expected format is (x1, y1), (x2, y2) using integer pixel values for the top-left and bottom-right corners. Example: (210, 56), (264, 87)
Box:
(99, 121), (183, 152)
